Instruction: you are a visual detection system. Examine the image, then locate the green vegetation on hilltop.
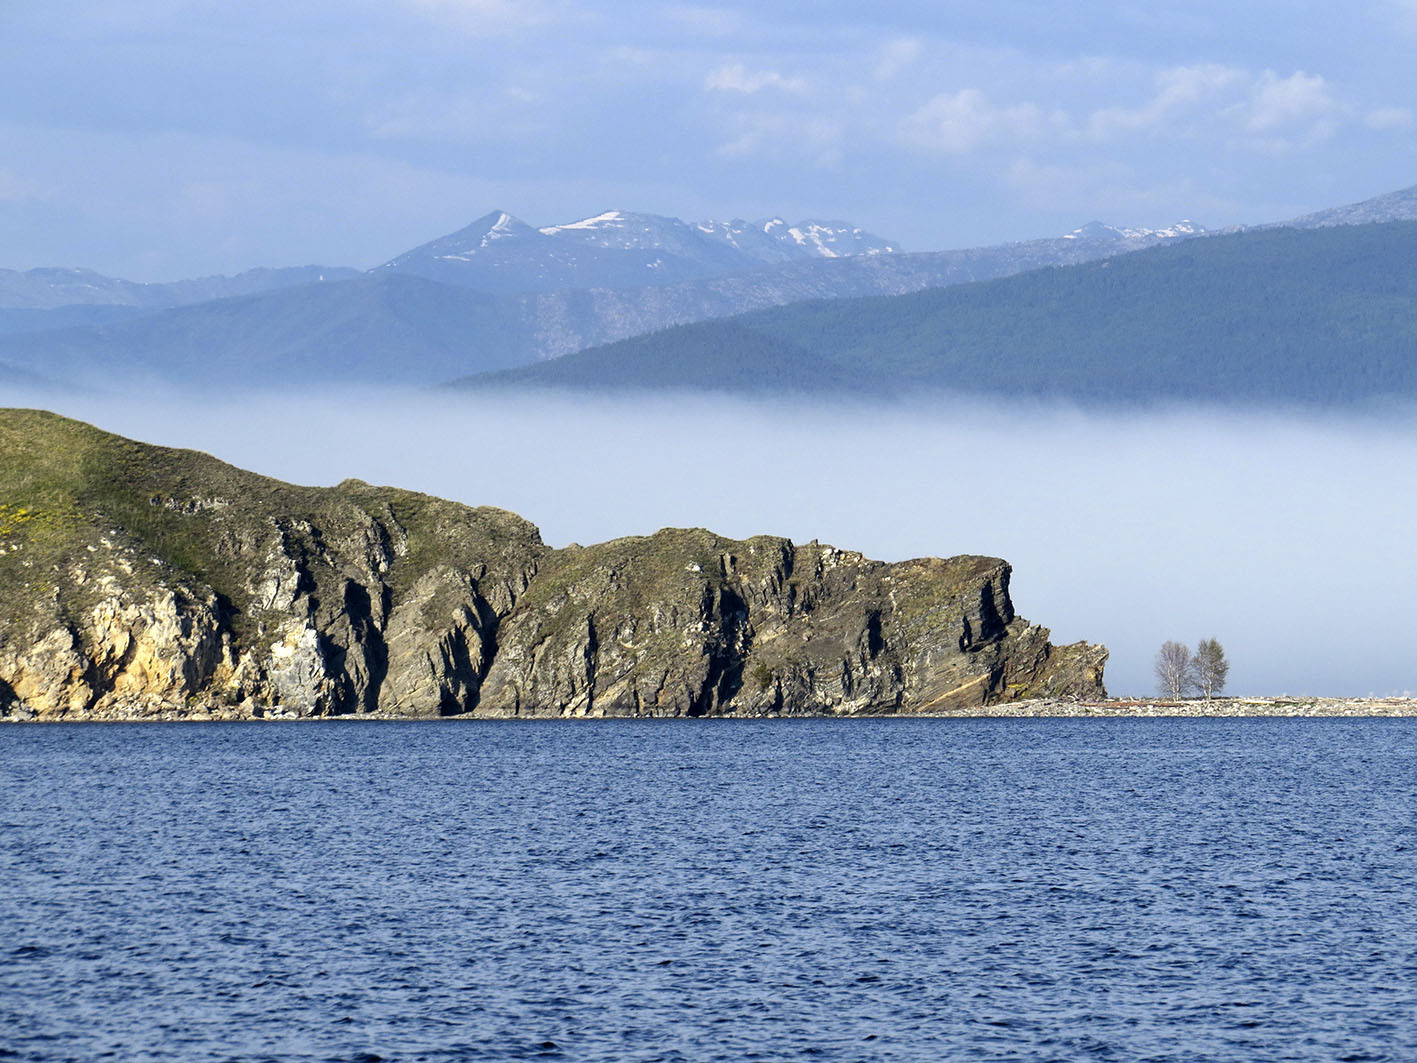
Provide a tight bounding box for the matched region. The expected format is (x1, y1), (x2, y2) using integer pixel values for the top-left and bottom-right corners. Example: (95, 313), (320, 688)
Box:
(459, 222), (1417, 404)
(0, 409), (542, 648)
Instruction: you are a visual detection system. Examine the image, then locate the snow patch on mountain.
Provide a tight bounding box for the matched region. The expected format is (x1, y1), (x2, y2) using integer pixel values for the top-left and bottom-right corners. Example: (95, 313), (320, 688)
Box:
(1063, 220), (1206, 243)
(482, 212), (523, 244)
(536, 210), (899, 262)
(539, 211), (631, 235)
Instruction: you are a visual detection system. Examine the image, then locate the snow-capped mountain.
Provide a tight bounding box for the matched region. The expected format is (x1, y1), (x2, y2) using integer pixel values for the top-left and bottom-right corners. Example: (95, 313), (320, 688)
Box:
(374, 210), (900, 293)
(696, 217), (898, 262)
(540, 210), (898, 262)
(536, 211), (762, 276)
(16, 181), (1417, 396)
(1062, 220), (1207, 244)
(415, 211), (542, 258)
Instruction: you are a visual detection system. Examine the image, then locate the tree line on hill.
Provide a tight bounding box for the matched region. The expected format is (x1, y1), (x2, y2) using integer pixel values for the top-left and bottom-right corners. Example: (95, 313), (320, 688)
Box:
(460, 221), (1417, 406)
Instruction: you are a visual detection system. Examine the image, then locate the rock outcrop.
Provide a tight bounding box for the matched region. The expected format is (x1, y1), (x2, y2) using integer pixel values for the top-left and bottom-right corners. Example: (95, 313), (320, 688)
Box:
(0, 410), (1105, 720)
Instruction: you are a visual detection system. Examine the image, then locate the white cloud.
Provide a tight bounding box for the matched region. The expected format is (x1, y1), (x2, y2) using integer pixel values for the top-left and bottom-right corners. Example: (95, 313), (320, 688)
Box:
(723, 55), (1357, 172)
(600, 45), (663, 70)
(705, 63), (808, 95)
(873, 38), (921, 81)
(1080, 64), (1345, 151)
(1365, 105), (1415, 130)
(700, 59), (833, 163)
(900, 89), (1061, 155)
(703, 49), (1368, 179)
(1239, 70), (1339, 138)
(1086, 63), (1244, 140)
(715, 112), (843, 166)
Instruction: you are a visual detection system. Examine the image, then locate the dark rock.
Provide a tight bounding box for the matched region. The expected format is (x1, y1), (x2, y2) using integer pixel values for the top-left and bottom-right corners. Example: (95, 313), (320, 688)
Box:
(0, 411), (1104, 718)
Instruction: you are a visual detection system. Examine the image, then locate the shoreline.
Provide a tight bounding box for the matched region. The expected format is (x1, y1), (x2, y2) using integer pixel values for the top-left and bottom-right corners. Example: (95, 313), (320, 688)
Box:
(939, 696), (1417, 718)
(3, 696), (1416, 723)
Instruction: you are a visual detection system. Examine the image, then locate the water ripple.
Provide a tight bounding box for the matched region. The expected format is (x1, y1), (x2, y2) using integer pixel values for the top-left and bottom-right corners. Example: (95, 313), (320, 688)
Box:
(2, 718), (1415, 1061)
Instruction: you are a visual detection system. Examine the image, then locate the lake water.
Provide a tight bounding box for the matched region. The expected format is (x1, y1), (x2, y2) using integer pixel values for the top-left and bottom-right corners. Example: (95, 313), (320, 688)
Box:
(2, 718), (1415, 1062)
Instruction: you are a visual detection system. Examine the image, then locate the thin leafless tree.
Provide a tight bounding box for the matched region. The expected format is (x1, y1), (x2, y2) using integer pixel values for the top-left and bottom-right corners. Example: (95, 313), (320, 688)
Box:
(1154, 640), (1193, 699)
(1193, 638), (1230, 703)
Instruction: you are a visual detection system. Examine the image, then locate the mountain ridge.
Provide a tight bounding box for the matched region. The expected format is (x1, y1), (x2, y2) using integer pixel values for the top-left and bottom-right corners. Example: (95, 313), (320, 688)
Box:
(0, 216), (1210, 390)
(9, 179), (1417, 310)
(1272, 183), (1417, 229)
(0, 264), (360, 312)
(452, 220), (1417, 406)
(371, 209), (901, 293)
(3, 182), (1415, 397)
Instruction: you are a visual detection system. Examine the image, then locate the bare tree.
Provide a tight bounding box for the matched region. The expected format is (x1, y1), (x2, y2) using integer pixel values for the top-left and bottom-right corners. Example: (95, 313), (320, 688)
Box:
(1193, 638), (1229, 703)
(1154, 640), (1193, 699)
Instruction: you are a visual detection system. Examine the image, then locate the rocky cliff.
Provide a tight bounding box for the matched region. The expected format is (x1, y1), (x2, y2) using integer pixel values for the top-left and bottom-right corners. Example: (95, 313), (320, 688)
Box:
(0, 410), (1105, 720)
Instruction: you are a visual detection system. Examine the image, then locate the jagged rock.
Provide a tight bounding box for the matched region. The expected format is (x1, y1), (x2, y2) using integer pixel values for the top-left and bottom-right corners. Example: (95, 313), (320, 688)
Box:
(380, 566), (497, 716)
(86, 588), (232, 710)
(1, 625), (91, 716)
(265, 623), (331, 716)
(476, 532), (1106, 717)
(0, 410), (1105, 719)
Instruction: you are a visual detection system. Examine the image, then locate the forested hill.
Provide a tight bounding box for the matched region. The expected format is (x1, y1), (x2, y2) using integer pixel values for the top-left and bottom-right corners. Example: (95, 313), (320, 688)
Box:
(454, 221), (1417, 406)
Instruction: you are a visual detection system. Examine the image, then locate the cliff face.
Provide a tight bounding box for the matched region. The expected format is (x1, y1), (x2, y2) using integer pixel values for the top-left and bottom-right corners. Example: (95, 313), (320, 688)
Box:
(0, 410), (1105, 720)
(475, 532), (1104, 717)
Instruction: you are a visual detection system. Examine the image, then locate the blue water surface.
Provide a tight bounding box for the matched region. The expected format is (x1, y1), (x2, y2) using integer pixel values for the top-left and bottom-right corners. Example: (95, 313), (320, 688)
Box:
(2, 717), (1416, 1062)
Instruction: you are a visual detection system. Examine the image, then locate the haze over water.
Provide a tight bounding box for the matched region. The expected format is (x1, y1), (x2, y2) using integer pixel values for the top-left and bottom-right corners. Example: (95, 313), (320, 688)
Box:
(18, 388), (1417, 697)
(4, 717), (1415, 1061)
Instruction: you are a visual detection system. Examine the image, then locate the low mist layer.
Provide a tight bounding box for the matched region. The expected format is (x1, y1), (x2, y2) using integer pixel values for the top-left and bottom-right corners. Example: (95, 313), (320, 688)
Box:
(7, 387), (1414, 697)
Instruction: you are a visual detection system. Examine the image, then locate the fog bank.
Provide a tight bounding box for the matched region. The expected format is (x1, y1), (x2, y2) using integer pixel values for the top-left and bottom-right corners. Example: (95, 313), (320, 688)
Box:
(8, 387), (1416, 699)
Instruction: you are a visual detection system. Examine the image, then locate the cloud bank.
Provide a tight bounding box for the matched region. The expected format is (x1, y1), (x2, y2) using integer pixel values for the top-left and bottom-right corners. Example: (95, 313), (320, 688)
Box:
(10, 387), (1415, 700)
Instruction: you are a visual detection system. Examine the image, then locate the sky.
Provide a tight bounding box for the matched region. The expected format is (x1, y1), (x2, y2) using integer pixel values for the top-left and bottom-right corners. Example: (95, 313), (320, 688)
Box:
(4, 0), (1417, 280)
(4, 1), (1417, 700)
(17, 388), (1417, 700)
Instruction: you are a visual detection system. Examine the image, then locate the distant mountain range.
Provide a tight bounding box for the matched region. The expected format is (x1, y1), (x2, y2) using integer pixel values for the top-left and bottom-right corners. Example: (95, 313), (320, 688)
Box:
(1273, 183), (1417, 229)
(456, 221), (1417, 406)
(373, 210), (900, 292)
(0, 211), (896, 314)
(0, 210), (1208, 391)
(2, 184), (1417, 400)
(0, 275), (537, 391)
(0, 264), (359, 312)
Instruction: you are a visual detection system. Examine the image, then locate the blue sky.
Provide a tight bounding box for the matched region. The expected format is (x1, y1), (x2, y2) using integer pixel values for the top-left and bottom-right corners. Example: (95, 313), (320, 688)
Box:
(4, 0), (1417, 279)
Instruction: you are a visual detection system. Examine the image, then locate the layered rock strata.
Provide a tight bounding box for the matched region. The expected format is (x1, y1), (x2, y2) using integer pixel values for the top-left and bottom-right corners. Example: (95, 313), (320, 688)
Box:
(0, 410), (1105, 719)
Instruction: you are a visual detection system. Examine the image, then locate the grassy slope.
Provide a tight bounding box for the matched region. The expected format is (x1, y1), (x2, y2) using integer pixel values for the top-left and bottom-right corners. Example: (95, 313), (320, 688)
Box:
(0, 409), (541, 646)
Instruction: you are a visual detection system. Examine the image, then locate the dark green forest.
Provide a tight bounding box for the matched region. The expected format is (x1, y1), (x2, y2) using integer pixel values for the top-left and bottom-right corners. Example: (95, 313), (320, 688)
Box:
(459, 222), (1417, 405)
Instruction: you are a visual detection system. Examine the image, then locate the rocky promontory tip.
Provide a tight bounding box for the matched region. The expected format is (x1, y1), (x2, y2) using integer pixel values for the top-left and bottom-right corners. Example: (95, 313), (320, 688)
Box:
(0, 409), (1105, 720)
